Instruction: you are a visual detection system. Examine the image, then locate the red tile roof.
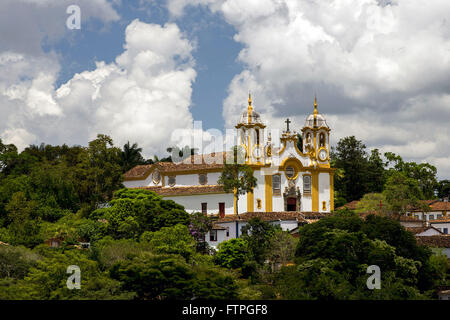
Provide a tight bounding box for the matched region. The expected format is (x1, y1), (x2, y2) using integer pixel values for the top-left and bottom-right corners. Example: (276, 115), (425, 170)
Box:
(429, 217), (450, 223)
(405, 226), (442, 235)
(216, 211), (309, 223)
(416, 235), (450, 248)
(124, 152), (230, 180)
(134, 185), (226, 196)
(336, 200), (360, 210)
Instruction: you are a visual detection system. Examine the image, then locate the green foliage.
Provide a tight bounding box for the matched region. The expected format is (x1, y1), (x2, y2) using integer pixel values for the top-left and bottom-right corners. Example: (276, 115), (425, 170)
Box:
(218, 146), (257, 214)
(140, 224), (196, 261)
(437, 180), (450, 199)
(92, 189), (190, 239)
(121, 141), (145, 173)
(188, 212), (213, 253)
(383, 172), (428, 217)
(240, 218), (279, 264)
(215, 238), (249, 269)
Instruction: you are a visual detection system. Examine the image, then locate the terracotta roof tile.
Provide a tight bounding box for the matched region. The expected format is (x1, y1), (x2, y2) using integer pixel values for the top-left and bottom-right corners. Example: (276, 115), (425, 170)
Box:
(337, 200), (360, 210)
(416, 235), (450, 248)
(133, 185), (225, 196)
(124, 152), (231, 180)
(405, 226), (442, 235)
(430, 217), (450, 223)
(429, 202), (450, 211)
(216, 212), (309, 223)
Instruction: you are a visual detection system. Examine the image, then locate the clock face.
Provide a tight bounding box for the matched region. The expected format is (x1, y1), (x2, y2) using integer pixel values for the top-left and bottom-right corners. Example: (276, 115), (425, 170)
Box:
(318, 149), (328, 161)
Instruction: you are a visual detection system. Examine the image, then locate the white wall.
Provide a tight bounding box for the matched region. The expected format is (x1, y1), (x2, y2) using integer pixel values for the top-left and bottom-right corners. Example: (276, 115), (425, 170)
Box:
(430, 222), (450, 234)
(416, 228), (442, 236)
(319, 172), (330, 213)
(123, 174), (160, 188)
(164, 193), (234, 214)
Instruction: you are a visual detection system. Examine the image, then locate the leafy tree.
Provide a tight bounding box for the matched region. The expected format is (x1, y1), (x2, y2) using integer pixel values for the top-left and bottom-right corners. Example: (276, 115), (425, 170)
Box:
(240, 218), (279, 264)
(121, 141), (145, 173)
(188, 212), (213, 253)
(215, 238), (249, 269)
(218, 146), (257, 214)
(75, 134), (123, 211)
(385, 152), (438, 199)
(266, 230), (298, 271)
(356, 193), (389, 216)
(382, 172), (428, 218)
(366, 149), (386, 193)
(437, 180), (450, 199)
(140, 224), (196, 261)
(331, 136), (370, 202)
(5, 192), (42, 247)
(0, 245), (40, 279)
(91, 189), (189, 239)
(1, 249), (133, 300)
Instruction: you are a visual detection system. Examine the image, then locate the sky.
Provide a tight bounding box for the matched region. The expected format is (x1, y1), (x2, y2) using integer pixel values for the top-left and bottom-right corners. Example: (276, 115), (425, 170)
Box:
(0, 0), (449, 179)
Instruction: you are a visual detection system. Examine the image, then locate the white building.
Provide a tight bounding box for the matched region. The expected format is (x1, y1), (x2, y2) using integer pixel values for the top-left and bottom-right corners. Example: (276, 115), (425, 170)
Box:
(123, 95), (335, 247)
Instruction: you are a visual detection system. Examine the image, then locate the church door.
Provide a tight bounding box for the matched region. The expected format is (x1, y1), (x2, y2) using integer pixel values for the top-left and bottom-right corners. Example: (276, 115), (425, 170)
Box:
(287, 198), (297, 211)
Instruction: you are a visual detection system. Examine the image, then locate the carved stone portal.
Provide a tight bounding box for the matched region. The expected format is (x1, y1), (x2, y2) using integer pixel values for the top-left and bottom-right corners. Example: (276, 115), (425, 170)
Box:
(283, 179), (302, 212)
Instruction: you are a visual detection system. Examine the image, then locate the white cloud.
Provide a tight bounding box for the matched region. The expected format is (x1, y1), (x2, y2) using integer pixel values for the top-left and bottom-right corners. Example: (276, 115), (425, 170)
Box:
(169, 0), (450, 179)
(0, 19), (203, 159)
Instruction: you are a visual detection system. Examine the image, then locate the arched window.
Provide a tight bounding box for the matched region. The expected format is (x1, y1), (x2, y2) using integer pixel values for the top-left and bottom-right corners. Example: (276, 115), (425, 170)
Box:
(306, 133), (311, 144)
(256, 129), (260, 145)
(319, 133), (325, 147)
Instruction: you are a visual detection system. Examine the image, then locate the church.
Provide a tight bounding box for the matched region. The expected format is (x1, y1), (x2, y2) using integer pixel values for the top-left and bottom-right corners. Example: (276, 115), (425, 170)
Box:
(123, 95), (335, 247)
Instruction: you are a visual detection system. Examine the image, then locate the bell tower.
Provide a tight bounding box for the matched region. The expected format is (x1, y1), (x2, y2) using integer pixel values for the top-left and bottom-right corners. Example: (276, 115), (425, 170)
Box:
(235, 94), (266, 164)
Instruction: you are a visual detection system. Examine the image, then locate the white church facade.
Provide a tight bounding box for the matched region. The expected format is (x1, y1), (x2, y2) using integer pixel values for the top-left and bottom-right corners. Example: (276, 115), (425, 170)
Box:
(123, 95), (335, 247)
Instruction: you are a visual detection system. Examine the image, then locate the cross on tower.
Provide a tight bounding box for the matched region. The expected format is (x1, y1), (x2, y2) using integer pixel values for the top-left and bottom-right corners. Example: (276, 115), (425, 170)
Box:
(285, 118), (291, 132)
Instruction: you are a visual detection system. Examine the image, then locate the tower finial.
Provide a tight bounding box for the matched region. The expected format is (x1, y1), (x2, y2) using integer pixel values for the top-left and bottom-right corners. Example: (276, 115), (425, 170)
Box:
(247, 92), (253, 124)
(313, 95), (318, 115)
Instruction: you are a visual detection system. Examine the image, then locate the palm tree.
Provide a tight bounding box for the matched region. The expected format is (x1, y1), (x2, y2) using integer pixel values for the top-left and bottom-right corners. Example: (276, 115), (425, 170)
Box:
(121, 141), (145, 172)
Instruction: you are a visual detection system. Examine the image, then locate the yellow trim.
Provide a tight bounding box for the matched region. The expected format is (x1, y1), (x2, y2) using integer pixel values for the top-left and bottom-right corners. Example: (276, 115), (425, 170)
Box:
(265, 175), (273, 211)
(233, 188), (238, 214)
(330, 172), (334, 211)
(279, 158), (303, 180)
(247, 189), (254, 212)
(312, 172), (319, 212)
(235, 123), (266, 129)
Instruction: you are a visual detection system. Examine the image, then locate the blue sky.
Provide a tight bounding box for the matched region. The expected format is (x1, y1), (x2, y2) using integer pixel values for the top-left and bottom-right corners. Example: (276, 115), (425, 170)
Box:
(46, 1), (243, 132)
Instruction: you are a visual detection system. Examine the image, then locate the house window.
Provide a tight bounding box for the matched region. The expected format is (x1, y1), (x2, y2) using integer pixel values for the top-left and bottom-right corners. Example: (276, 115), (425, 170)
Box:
(168, 175), (176, 187)
(256, 129), (260, 145)
(201, 203), (207, 215)
(272, 174), (281, 196)
(437, 214), (442, 219)
(226, 227), (230, 237)
(322, 201), (327, 211)
(210, 230), (217, 242)
(285, 166), (295, 179)
(219, 202), (225, 218)
(257, 199), (262, 209)
(443, 228), (448, 234)
(303, 175), (311, 194)
(199, 173), (207, 185)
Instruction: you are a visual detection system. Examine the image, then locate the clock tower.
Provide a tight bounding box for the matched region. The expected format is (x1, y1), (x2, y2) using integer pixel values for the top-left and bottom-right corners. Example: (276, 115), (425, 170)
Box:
(235, 94), (266, 164)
